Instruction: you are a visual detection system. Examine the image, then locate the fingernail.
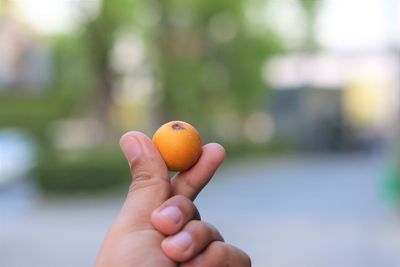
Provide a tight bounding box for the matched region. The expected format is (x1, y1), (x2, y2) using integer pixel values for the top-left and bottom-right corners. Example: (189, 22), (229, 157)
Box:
(158, 206), (181, 224)
(167, 231), (192, 251)
(121, 136), (142, 166)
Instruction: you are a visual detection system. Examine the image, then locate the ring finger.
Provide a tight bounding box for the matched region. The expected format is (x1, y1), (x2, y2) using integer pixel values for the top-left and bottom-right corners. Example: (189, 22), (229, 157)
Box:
(161, 220), (224, 262)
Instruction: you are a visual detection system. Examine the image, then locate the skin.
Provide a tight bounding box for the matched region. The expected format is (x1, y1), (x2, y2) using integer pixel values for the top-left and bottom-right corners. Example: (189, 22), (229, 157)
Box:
(94, 131), (251, 267)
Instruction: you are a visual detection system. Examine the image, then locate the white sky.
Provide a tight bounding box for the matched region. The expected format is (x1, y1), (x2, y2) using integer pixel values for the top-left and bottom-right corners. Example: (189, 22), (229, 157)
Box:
(317, 0), (400, 51)
(13, 0), (99, 34)
(10, 0), (400, 52)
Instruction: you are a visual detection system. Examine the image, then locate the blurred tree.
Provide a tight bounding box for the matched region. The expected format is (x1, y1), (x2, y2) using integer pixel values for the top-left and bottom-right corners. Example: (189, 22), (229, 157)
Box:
(83, 0), (137, 135)
(298, 0), (320, 51)
(42, 0), (283, 145)
(153, 0), (282, 135)
(0, 0), (75, 144)
(0, 0), (290, 192)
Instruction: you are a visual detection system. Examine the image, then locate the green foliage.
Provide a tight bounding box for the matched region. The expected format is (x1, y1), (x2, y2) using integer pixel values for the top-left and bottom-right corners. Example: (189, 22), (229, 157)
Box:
(84, 0), (138, 71)
(0, 0), (315, 193)
(35, 149), (130, 193)
(153, 0), (283, 125)
(51, 35), (93, 91)
(298, 0), (319, 14)
(0, 92), (75, 141)
(37, 0), (285, 133)
(298, 0), (321, 51)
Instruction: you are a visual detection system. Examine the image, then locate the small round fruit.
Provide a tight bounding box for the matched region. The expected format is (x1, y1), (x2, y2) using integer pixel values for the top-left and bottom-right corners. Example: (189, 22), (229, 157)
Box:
(152, 120), (202, 172)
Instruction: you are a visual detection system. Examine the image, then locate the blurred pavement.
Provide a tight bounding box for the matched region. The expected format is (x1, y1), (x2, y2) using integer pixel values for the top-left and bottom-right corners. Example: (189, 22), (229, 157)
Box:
(1, 153), (400, 267)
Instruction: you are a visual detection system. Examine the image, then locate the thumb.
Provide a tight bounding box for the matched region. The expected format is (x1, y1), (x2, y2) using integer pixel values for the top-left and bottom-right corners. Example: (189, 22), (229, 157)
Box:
(118, 131), (171, 229)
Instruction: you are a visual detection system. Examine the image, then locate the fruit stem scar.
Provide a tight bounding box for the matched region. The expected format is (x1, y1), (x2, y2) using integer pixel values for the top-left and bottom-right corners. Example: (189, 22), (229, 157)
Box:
(171, 122), (185, 130)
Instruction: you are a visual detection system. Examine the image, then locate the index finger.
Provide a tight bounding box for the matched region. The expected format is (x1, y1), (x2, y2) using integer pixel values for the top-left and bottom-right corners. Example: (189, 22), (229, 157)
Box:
(170, 143), (225, 200)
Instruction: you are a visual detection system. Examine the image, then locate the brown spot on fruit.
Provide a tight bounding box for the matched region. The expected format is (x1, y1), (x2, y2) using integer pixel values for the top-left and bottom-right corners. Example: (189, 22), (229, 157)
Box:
(171, 122), (185, 131)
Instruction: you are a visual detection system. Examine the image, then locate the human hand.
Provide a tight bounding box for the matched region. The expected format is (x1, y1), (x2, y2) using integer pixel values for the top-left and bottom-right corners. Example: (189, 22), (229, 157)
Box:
(94, 131), (250, 266)
(152, 195), (251, 266)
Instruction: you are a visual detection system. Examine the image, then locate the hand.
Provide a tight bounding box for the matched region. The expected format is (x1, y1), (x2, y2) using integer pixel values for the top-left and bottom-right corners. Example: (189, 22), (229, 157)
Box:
(94, 131), (250, 266)
(152, 195), (251, 266)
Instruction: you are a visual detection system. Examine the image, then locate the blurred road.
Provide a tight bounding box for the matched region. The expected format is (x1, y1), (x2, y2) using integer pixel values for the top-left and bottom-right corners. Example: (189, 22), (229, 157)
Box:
(1, 153), (400, 267)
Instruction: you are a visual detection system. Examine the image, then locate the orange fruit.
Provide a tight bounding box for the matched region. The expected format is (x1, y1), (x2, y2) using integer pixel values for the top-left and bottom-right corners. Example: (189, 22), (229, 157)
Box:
(152, 120), (202, 172)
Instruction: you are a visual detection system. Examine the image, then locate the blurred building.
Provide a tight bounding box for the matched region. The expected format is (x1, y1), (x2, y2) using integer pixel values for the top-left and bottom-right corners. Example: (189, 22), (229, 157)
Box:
(0, 1), (51, 91)
(266, 53), (399, 151)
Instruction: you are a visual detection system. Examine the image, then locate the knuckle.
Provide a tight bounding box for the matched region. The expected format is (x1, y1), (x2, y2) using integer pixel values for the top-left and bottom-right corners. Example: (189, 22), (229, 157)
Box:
(212, 241), (230, 257)
(186, 221), (222, 243)
(182, 175), (198, 195)
(187, 219), (204, 231)
(243, 252), (252, 266)
(132, 169), (153, 182)
(200, 241), (230, 267)
(234, 247), (251, 267)
(169, 195), (200, 220)
(129, 170), (169, 193)
(203, 222), (223, 241)
(203, 222), (216, 235)
(225, 244), (252, 267)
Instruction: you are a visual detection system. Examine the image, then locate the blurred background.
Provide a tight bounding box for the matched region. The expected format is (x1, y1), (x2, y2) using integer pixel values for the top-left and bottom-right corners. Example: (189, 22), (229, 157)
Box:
(1, 0), (400, 266)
